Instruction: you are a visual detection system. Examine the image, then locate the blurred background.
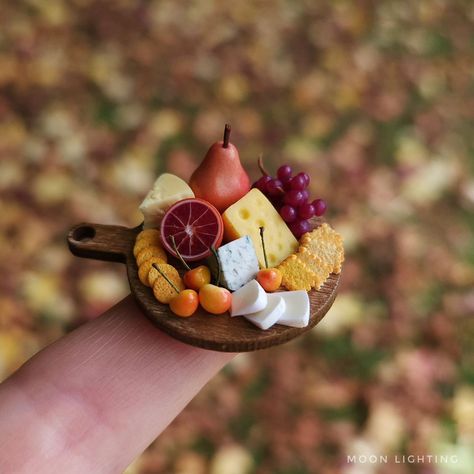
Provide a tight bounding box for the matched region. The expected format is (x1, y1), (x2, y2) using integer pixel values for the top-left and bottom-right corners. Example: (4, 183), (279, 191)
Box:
(1, 1), (474, 473)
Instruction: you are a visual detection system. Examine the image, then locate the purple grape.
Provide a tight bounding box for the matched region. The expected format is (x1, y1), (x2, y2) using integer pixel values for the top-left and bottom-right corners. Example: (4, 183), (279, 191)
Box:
(298, 203), (316, 219)
(300, 189), (309, 203)
(290, 174), (306, 190)
(284, 190), (305, 207)
(283, 179), (292, 191)
(256, 175), (272, 194)
(280, 205), (297, 223)
(267, 178), (284, 197)
(312, 198), (327, 216)
(290, 219), (311, 239)
(277, 165), (292, 182)
(300, 172), (310, 188)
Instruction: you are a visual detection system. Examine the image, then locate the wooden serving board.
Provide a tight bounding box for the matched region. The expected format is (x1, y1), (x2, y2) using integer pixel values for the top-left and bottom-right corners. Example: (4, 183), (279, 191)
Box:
(67, 222), (340, 352)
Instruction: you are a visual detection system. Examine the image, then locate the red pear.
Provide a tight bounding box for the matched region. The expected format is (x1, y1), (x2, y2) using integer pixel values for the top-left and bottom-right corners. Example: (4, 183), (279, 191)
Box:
(189, 124), (250, 213)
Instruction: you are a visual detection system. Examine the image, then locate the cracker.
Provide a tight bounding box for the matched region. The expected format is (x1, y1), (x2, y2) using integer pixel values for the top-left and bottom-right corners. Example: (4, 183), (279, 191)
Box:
(136, 245), (167, 266)
(136, 228), (161, 242)
(300, 223), (344, 274)
(277, 254), (317, 291)
(138, 257), (167, 287)
(133, 232), (163, 257)
(151, 264), (185, 304)
(296, 247), (332, 289)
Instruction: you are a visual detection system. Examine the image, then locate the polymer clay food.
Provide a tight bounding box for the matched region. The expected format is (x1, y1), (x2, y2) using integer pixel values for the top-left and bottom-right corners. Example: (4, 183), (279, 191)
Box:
(277, 222), (344, 292)
(256, 226), (282, 292)
(129, 124), (343, 331)
(222, 188), (298, 268)
(189, 124), (250, 213)
(209, 236), (260, 291)
(160, 198), (224, 261)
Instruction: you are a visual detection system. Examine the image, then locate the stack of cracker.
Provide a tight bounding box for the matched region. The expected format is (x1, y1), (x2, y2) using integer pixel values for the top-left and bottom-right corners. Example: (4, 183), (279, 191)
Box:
(277, 223), (344, 291)
(133, 229), (185, 303)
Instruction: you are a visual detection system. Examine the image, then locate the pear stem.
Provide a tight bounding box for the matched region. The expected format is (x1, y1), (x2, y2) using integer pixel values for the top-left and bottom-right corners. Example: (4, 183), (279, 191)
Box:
(211, 246), (221, 286)
(258, 153), (270, 176)
(259, 226), (269, 268)
(152, 263), (180, 294)
(223, 124), (231, 148)
(171, 235), (191, 271)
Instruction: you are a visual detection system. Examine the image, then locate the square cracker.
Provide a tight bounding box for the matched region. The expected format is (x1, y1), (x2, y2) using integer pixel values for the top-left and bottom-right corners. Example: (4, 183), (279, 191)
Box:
(300, 223), (344, 274)
(296, 247), (331, 289)
(277, 254), (317, 291)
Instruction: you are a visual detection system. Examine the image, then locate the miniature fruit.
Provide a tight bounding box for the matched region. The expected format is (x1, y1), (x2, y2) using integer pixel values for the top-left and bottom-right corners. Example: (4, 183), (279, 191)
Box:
(199, 284), (232, 315)
(189, 124), (250, 212)
(280, 205), (297, 223)
(289, 220), (312, 239)
(312, 198), (327, 217)
(257, 268), (282, 292)
(256, 226), (282, 292)
(254, 157), (327, 237)
(277, 164), (292, 182)
(298, 202), (316, 220)
(169, 235), (212, 291)
(169, 289), (200, 317)
(183, 265), (211, 291)
(152, 264), (198, 316)
(161, 198), (223, 261)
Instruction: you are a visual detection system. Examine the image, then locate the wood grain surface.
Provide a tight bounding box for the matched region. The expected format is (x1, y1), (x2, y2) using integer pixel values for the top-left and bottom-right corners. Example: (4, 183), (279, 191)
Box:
(67, 222), (341, 352)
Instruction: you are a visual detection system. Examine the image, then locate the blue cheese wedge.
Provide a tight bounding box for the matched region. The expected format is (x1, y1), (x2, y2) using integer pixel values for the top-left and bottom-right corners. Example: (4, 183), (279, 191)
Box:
(209, 236), (259, 291)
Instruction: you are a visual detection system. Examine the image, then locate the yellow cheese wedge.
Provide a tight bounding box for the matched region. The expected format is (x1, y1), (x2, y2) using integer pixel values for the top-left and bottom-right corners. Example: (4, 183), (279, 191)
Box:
(222, 188), (298, 268)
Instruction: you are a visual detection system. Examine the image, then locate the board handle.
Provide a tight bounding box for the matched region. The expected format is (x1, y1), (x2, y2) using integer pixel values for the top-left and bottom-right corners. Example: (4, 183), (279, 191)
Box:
(67, 222), (139, 263)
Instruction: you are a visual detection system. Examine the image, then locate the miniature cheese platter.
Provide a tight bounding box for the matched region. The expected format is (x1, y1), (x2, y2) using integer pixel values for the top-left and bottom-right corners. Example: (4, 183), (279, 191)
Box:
(67, 125), (343, 352)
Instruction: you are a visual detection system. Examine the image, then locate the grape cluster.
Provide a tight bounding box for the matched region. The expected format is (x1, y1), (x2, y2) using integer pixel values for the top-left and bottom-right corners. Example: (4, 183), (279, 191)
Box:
(253, 165), (327, 239)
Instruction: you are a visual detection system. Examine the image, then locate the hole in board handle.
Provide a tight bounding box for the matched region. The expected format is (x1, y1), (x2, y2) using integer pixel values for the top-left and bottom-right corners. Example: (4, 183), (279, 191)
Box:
(72, 226), (96, 242)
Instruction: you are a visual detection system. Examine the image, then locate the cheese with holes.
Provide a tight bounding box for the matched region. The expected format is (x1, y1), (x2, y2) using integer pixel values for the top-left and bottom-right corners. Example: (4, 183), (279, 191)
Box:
(222, 189), (298, 268)
(209, 236), (259, 291)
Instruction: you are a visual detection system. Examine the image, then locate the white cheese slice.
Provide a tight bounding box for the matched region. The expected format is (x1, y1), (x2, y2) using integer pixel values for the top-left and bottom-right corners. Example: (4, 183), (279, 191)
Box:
(244, 293), (286, 330)
(277, 290), (310, 328)
(139, 173), (194, 229)
(230, 280), (267, 317)
(210, 236), (260, 291)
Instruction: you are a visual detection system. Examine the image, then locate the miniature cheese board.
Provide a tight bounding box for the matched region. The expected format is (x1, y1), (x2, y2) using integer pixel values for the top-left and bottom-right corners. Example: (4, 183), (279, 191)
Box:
(67, 220), (340, 352)
(67, 124), (343, 352)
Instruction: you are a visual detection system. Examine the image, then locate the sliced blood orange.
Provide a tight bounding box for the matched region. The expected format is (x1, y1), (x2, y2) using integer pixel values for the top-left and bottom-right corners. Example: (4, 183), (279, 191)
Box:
(161, 198), (224, 261)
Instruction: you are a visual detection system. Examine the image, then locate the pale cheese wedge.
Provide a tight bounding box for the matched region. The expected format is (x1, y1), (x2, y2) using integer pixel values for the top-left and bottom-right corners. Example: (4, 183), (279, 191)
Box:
(139, 173), (194, 229)
(244, 293), (286, 330)
(276, 290), (310, 328)
(230, 280), (267, 317)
